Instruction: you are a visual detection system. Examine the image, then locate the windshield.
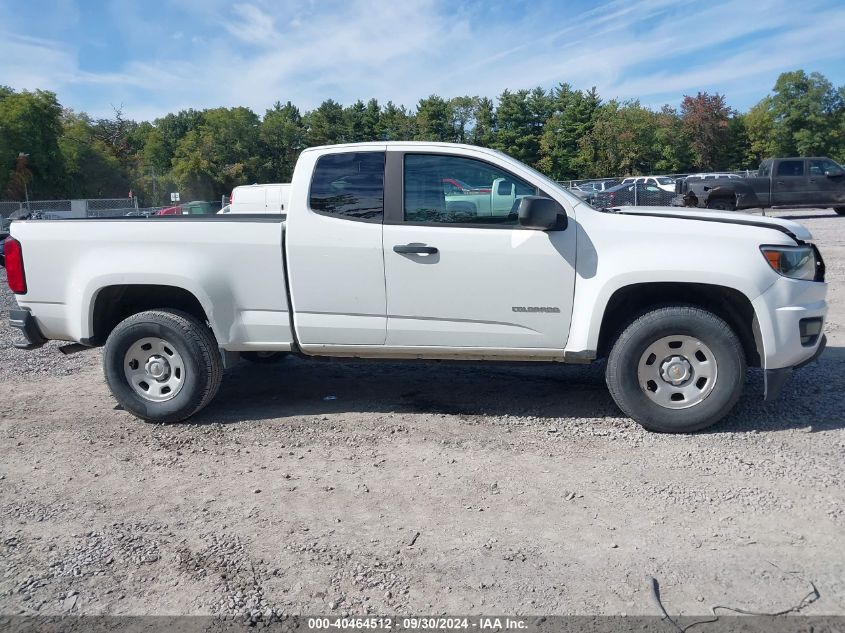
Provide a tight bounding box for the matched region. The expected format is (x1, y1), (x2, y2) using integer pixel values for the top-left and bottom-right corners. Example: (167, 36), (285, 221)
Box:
(656, 177), (674, 184)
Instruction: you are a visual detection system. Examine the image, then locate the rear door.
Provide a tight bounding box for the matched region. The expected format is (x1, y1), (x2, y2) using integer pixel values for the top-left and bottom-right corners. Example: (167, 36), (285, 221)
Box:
(382, 150), (576, 351)
(772, 159), (807, 206)
(286, 149), (387, 346)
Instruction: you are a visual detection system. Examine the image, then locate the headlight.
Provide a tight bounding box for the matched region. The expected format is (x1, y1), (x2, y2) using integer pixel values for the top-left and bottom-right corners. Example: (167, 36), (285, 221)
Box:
(760, 245), (817, 280)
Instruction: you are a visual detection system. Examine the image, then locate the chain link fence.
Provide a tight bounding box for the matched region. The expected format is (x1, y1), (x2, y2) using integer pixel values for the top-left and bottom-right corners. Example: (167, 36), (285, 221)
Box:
(0, 198), (139, 222)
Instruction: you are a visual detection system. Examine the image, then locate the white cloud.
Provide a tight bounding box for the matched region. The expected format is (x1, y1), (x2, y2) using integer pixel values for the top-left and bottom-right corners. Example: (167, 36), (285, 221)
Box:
(225, 3), (278, 46)
(1, 0), (843, 119)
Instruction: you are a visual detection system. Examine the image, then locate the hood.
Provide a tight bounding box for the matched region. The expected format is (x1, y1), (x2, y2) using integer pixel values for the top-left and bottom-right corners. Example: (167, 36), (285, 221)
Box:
(611, 206), (813, 241)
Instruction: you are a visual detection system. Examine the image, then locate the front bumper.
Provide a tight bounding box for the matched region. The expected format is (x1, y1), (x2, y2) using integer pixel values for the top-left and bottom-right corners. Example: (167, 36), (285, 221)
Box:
(9, 308), (47, 350)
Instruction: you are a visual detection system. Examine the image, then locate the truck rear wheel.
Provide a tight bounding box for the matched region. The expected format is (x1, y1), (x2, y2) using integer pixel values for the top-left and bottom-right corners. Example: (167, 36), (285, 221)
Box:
(706, 198), (735, 211)
(103, 309), (223, 423)
(605, 306), (745, 433)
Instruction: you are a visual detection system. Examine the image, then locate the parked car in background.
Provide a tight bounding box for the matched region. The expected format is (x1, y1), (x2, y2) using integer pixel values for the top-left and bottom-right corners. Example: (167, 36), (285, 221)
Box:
(685, 173), (745, 181)
(228, 184), (291, 214)
(593, 182), (675, 207)
(620, 176), (675, 192)
(577, 179), (620, 193)
(442, 178), (492, 194)
(155, 201), (217, 216)
(0, 238), (5, 267)
(678, 157), (845, 213)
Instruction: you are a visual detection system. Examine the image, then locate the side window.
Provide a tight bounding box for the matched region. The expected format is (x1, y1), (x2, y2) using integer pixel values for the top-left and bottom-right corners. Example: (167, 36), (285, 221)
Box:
(759, 162), (771, 177)
(809, 159), (844, 176)
(775, 160), (804, 177)
(404, 154), (538, 225)
(309, 152), (385, 220)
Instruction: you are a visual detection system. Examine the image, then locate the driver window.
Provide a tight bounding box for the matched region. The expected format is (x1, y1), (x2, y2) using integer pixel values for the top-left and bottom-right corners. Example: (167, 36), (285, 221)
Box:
(403, 154), (537, 225)
(809, 159), (844, 176)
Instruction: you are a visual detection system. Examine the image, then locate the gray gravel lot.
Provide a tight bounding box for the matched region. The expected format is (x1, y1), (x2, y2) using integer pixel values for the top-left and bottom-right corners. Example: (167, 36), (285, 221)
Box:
(0, 209), (843, 619)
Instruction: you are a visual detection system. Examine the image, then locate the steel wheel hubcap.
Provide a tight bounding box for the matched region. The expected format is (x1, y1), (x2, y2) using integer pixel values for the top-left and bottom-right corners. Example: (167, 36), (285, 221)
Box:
(637, 335), (718, 409)
(124, 337), (185, 402)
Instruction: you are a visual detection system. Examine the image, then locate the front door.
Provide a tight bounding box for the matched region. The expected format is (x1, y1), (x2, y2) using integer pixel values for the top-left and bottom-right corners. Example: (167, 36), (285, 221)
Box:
(382, 151), (576, 351)
(808, 158), (845, 206)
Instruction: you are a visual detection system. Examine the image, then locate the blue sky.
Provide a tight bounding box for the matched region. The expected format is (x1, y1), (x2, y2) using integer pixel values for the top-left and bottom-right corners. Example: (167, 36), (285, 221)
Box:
(1, 0), (844, 121)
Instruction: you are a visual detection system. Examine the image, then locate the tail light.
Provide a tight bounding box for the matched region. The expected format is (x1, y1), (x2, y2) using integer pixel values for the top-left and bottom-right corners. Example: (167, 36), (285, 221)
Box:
(4, 237), (27, 294)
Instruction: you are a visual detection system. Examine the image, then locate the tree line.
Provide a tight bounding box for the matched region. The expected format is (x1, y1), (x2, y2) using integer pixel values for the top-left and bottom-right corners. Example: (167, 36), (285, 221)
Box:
(1, 70), (843, 204)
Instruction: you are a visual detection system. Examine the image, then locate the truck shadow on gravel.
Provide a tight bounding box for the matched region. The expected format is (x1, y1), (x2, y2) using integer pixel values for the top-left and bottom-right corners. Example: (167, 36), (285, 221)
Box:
(188, 346), (845, 434)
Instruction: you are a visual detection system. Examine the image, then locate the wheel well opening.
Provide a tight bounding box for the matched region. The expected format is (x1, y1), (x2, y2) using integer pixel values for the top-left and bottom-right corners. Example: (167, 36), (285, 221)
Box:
(91, 285), (208, 344)
(597, 282), (760, 367)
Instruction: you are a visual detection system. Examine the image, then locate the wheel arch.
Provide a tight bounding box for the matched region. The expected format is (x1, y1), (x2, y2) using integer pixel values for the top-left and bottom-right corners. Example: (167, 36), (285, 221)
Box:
(595, 281), (761, 367)
(88, 284), (212, 345)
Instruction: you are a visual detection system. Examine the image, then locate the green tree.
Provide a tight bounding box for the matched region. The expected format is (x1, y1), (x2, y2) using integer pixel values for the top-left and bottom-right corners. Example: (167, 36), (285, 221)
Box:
(305, 99), (345, 146)
(469, 97), (496, 147)
(0, 88), (66, 199)
(652, 105), (689, 174)
(379, 101), (415, 140)
(539, 84), (601, 179)
(260, 101), (304, 182)
(343, 100), (368, 142)
(59, 111), (129, 198)
(769, 70), (844, 157)
(743, 97), (778, 165)
(493, 88), (551, 168)
(415, 95), (453, 141)
(577, 101), (659, 177)
(171, 106), (261, 199)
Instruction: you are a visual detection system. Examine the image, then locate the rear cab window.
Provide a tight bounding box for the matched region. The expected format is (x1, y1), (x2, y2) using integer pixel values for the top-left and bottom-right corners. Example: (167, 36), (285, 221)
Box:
(309, 152), (385, 221)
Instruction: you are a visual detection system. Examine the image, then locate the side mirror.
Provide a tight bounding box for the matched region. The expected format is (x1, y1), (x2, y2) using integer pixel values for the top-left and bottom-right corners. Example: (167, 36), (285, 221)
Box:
(517, 196), (567, 231)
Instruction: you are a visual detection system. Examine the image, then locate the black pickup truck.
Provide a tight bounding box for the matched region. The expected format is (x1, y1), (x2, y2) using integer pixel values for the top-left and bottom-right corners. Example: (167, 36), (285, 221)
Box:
(677, 157), (845, 214)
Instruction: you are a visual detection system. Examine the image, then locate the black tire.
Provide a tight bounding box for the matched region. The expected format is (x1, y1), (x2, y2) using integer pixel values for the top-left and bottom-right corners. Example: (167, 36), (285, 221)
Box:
(241, 351), (287, 364)
(833, 207), (845, 216)
(606, 306), (745, 433)
(706, 198), (735, 211)
(103, 309), (223, 423)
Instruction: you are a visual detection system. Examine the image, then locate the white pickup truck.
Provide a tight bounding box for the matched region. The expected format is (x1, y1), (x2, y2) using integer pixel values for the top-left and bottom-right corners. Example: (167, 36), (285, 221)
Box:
(4, 142), (828, 432)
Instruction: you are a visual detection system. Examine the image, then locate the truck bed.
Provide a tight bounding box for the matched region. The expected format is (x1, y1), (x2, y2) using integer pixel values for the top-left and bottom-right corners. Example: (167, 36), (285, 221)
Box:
(11, 215), (294, 351)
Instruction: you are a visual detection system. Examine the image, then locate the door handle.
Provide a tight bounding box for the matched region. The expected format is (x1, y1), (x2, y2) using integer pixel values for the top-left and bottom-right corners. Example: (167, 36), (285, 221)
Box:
(393, 244), (438, 255)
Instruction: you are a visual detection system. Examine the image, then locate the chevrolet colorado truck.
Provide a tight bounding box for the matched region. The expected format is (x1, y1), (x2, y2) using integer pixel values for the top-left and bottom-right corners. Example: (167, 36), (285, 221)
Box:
(4, 142), (828, 433)
(678, 156), (845, 213)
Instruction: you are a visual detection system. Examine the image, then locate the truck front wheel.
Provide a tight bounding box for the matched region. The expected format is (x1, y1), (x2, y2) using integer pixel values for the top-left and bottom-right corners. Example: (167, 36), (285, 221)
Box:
(605, 306), (745, 433)
(103, 309), (223, 423)
(834, 207), (845, 216)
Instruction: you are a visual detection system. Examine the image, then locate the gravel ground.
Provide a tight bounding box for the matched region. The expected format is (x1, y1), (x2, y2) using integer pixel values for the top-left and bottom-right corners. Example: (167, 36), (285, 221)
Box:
(0, 209), (843, 620)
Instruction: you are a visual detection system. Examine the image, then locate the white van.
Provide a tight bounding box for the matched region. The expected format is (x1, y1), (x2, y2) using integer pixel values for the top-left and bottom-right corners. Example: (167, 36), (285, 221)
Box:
(220, 183), (291, 214)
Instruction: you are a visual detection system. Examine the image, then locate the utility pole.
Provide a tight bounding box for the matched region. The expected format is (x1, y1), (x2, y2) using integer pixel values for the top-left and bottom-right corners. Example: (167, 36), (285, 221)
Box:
(18, 153), (31, 211)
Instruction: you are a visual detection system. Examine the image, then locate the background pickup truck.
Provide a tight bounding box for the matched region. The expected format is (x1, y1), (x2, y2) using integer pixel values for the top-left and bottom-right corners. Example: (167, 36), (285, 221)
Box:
(4, 142), (828, 433)
(677, 156), (845, 213)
